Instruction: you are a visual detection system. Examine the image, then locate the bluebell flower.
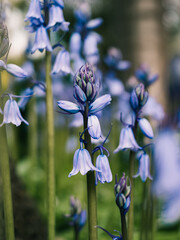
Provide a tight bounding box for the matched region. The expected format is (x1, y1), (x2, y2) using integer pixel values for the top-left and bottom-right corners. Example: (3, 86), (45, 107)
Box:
(68, 142), (100, 177)
(57, 100), (81, 114)
(31, 25), (52, 54)
(70, 32), (81, 56)
(51, 49), (72, 75)
(134, 152), (153, 182)
(138, 118), (154, 139)
(135, 64), (158, 87)
(95, 154), (112, 185)
(0, 60), (28, 78)
(0, 98), (29, 127)
(88, 115), (101, 139)
(53, 0), (64, 8)
(18, 88), (34, 110)
(97, 226), (122, 240)
(25, 0), (44, 25)
(85, 18), (103, 30)
(114, 126), (141, 153)
(46, 4), (70, 32)
(89, 94), (112, 114)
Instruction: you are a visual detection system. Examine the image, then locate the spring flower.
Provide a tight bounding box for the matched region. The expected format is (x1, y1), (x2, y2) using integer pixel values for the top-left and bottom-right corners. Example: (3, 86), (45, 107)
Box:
(18, 88), (34, 110)
(25, 0), (44, 25)
(88, 115), (101, 139)
(95, 154), (112, 184)
(89, 94), (111, 114)
(57, 100), (81, 114)
(138, 118), (154, 139)
(0, 98), (29, 127)
(134, 152), (153, 182)
(114, 126), (141, 153)
(31, 25), (52, 54)
(130, 83), (148, 112)
(68, 141), (100, 177)
(114, 173), (131, 215)
(135, 64), (158, 87)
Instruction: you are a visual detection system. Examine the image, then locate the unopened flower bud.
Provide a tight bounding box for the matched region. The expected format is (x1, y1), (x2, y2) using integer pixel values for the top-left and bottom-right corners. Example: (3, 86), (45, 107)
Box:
(116, 193), (126, 208)
(74, 63), (98, 103)
(130, 83), (148, 111)
(0, 21), (9, 58)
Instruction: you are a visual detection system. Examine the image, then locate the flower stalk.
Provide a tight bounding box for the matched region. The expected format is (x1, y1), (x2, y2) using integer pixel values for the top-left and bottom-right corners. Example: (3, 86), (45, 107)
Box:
(83, 104), (98, 240)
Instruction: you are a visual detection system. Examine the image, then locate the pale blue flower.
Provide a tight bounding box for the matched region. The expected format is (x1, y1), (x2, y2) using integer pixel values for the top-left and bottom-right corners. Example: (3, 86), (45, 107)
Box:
(51, 49), (72, 75)
(95, 154), (112, 184)
(68, 143), (100, 177)
(46, 4), (70, 32)
(89, 94), (111, 114)
(85, 18), (103, 30)
(57, 100), (81, 114)
(70, 32), (81, 55)
(31, 25), (52, 54)
(138, 118), (154, 139)
(88, 114), (101, 139)
(135, 64), (158, 87)
(0, 60), (28, 79)
(134, 152), (153, 182)
(0, 99), (29, 127)
(18, 88), (34, 110)
(114, 126), (141, 153)
(25, 0), (44, 25)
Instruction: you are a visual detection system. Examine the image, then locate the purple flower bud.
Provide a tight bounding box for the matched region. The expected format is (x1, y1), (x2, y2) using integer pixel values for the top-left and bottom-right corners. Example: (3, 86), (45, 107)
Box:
(68, 148), (100, 177)
(138, 118), (154, 139)
(0, 99), (29, 127)
(74, 85), (87, 104)
(130, 83), (148, 111)
(57, 100), (81, 114)
(89, 94), (111, 114)
(134, 152), (153, 182)
(95, 154), (112, 185)
(114, 126), (141, 153)
(88, 115), (101, 139)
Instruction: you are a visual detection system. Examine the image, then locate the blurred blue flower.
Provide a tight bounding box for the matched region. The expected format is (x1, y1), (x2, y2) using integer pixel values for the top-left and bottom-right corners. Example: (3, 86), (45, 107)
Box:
(68, 141), (100, 177)
(95, 154), (112, 185)
(25, 0), (44, 25)
(0, 60), (28, 78)
(47, 4), (70, 32)
(70, 32), (82, 56)
(135, 64), (158, 87)
(31, 25), (52, 53)
(85, 18), (103, 30)
(138, 118), (154, 139)
(51, 49), (72, 75)
(114, 126), (141, 153)
(18, 88), (34, 110)
(134, 152), (153, 182)
(0, 98), (29, 127)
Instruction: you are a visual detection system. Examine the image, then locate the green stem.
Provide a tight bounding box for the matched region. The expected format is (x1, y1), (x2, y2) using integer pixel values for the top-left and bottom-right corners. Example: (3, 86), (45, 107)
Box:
(128, 123), (137, 240)
(83, 104), (98, 240)
(0, 74), (15, 240)
(74, 226), (79, 240)
(120, 210), (127, 240)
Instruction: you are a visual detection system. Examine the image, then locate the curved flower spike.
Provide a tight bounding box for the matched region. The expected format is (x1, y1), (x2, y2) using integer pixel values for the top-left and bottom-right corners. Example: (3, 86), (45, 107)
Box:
(51, 49), (72, 75)
(25, 0), (44, 25)
(138, 118), (154, 139)
(0, 60), (29, 79)
(114, 126), (141, 153)
(68, 148), (100, 177)
(95, 154), (112, 185)
(57, 100), (81, 114)
(31, 25), (52, 54)
(88, 115), (101, 139)
(133, 152), (153, 182)
(0, 99), (29, 127)
(89, 94), (111, 114)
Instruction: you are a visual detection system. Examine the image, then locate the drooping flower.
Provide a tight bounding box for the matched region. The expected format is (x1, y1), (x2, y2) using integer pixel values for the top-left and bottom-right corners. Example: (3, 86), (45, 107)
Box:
(95, 154), (112, 185)
(25, 0), (44, 25)
(31, 25), (52, 54)
(114, 126), (141, 153)
(135, 64), (158, 87)
(0, 98), (29, 127)
(138, 118), (154, 139)
(134, 152), (153, 182)
(68, 140), (100, 177)
(88, 114), (101, 139)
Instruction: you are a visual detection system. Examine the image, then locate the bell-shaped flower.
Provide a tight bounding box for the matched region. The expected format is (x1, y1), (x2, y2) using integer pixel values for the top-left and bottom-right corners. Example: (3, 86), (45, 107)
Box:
(51, 49), (72, 75)
(134, 152), (153, 182)
(114, 126), (141, 153)
(0, 99), (29, 127)
(89, 94), (111, 114)
(46, 4), (70, 32)
(57, 100), (81, 114)
(25, 0), (44, 25)
(53, 0), (64, 8)
(88, 115), (101, 139)
(68, 143), (100, 177)
(31, 25), (52, 54)
(138, 118), (154, 139)
(70, 32), (81, 56)
(0, 60), (28, 79)
(95, 154), (112, 185)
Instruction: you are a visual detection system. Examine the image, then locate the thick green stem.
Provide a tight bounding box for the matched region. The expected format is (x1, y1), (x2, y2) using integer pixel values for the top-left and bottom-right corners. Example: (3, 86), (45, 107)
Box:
(0, 74), (15, 240)
(83, 104), (98, 240)
(120, 210), (127, 240)
(128, 123), (137, 240)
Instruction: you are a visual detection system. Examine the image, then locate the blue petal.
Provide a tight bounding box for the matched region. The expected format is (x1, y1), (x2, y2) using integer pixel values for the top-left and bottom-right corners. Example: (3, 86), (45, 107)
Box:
(54, 0), (64, 8)
(138, 118), (154, 139)
(57, 100), (80, 114)
(74, 85), (87, 103)
(95, 154), (112, 184)
(6, 64), (29, 78)
(68, 149), (81, 177)
(86, 18), (103, 29)
(88, 115), (101, 139)
(116, 60), (131, 70)
(25, 0), (44, 25)
(89, 94), (111, 114)
(83, 32), (102, 57)
(70, 32), (81, 55)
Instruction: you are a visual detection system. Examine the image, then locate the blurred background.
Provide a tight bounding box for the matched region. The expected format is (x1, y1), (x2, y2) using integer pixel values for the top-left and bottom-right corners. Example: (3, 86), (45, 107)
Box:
(1, 0), (180, 239)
